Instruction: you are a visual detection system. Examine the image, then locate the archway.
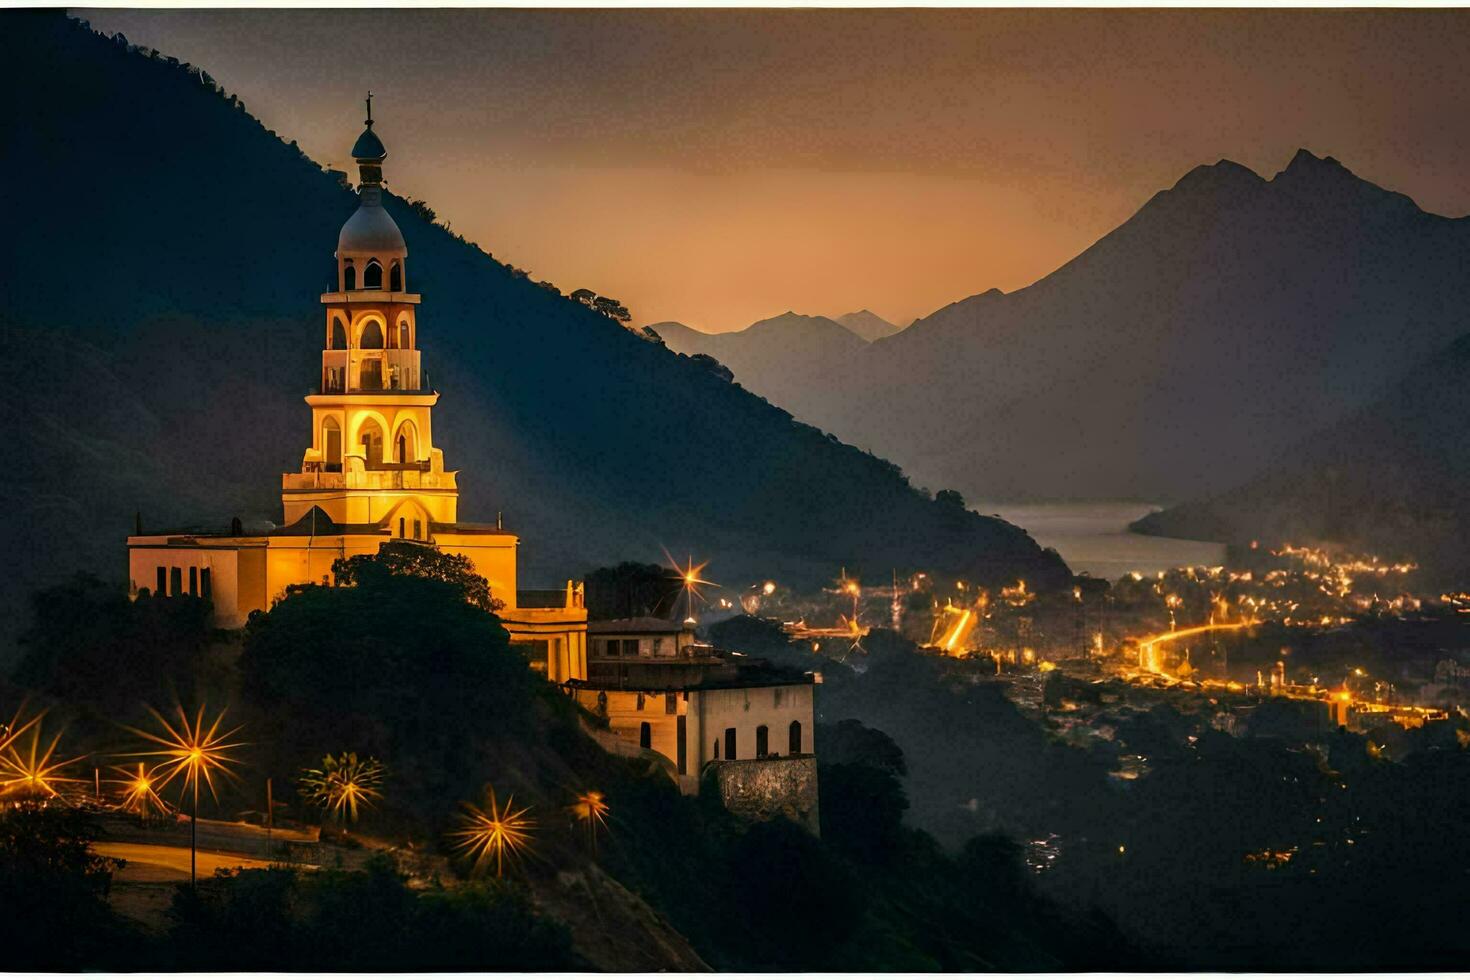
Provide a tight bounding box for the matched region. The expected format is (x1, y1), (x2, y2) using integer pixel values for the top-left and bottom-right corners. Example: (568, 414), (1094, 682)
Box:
(322, 417), (342, 471)
(363, 259), (383, 289)
(789, 720), (802, 755)
(393, 421), (418, 463)
(329, 317), (347, 350)
(358, 418), (385, 466)
(343, 263), (356, 290)
(389, 261), (402, 292)
(398, 320), (411, 350)
(359, 319), (385, 349)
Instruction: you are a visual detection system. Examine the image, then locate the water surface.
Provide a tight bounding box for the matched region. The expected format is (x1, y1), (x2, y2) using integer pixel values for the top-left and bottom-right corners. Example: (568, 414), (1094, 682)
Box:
(978, 501), (1226, 580)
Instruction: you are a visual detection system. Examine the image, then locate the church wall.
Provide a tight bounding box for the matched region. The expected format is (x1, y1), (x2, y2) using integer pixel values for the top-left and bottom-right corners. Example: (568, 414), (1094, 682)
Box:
(127, 540), (266, 629)
(576, 688), (688, 778)
(691, 684), (816, 769)
(433, 534), (519, 604)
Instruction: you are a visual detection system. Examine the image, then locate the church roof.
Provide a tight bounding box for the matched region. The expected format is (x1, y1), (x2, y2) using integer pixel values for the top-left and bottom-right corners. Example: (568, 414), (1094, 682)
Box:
(338, 199), (405, 255)
(351, 124), (386, 162)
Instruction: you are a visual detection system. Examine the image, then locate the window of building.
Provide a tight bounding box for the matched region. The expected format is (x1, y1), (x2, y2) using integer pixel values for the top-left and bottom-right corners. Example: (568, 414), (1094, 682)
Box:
(156, 566), (166, 595)
(635, 692), (645, 711)
(789, 720), (802, 755)
(413, 519), (422, 539)
(724, 727), (737, 761)
(360, 320), (385, 349)
(200, 567), (212, 599)
(343, 263), (356, 290)
(169, 567), (182, 596)
(330, 317), (347, 350)
(665, 692), (677, 714)
(756, 725), (769, 758)
(639, 721), (651, 750)
(389, 262), (402, 292)
(364, 259), (383, 289)
(677, 715), (687, 774)
(188, 567), (198, 596)
(398, 517), (406, 538)
(398, 322), (410, 350)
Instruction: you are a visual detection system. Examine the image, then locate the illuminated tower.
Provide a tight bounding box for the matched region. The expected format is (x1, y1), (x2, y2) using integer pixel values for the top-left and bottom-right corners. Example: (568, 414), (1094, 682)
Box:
(283, 95), (457, 539)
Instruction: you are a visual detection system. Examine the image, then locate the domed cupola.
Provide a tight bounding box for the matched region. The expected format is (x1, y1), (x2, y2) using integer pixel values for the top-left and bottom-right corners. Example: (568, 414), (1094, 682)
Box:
(336, 93), (406, 291)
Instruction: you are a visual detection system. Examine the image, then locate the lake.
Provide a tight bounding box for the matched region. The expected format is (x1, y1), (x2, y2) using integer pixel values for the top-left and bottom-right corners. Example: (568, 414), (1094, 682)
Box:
(977, 501), (1227, 581)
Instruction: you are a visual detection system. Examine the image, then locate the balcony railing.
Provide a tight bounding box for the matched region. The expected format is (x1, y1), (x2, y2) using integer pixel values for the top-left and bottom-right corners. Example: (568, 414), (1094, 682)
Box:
(319, 349), (423, 394)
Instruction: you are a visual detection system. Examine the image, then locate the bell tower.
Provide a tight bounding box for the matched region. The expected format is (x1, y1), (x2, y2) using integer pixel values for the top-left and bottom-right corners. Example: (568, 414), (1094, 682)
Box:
(282, 97), (459, 539)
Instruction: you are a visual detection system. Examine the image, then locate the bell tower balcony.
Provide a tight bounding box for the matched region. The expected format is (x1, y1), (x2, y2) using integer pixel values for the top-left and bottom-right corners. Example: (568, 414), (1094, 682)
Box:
(319, 349), (424, 394)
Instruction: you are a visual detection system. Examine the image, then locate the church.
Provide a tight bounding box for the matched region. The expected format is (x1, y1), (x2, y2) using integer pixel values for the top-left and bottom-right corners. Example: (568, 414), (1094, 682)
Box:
(126, 101), (588, 684)
(127, 103), (817, 825)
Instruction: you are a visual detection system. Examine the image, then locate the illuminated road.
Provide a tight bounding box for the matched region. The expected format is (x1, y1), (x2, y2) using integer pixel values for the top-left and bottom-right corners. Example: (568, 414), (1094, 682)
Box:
(94, 841), (281, 883)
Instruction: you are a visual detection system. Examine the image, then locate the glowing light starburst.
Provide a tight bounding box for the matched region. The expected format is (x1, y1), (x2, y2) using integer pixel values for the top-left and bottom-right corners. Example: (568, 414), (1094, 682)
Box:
(112, 762), (169, 820)
(0, 713), (84, 802)
(664, 549), (717, 623)
(126, 703), (246, 804)
(298, 752), (385, 824)
(569, 790), (610, 853)
(449, 789), (535, 878)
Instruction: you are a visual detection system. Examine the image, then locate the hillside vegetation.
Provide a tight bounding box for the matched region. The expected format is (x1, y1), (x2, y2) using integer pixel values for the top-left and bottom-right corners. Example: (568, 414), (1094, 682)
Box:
(0, 11), (1066, 654)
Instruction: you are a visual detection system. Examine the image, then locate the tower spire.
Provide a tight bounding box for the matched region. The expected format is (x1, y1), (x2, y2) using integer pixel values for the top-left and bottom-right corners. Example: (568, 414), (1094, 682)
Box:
(365, 90), (374, 129)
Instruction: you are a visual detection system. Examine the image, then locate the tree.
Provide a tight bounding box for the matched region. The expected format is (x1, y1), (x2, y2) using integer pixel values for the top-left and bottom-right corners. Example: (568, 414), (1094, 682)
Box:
(935, 489), (967, 510)
(332, 541), (502, 612)
(591, 295), (631, 324)
(404, 198), (437, 224)
(239, 571), (536, 827)
(0, 805), (133, 969)
(582, 562), (681, 620)
(570, 287), (632, 324)
(297, 752), (386, 826)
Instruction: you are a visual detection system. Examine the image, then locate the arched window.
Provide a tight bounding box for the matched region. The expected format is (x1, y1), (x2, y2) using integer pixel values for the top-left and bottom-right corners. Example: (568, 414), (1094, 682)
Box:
(360, 320), (385, 349)
(389, 261), (402, 292)
(789, 720), (802, 755)
(343, 262), (356, 291)
(724, 727), (737, 761)
(398, 321), (411, 350)
(755, 725), (769, 758)
(398, 517), (405, 538)
(329, 317), (347, 350)
(639, 722), (651, 750)
(394, 422), (417, 463)
(363, 259), (383, 289)
(358, 419), (384, 465)
(322, 417), (342, 471)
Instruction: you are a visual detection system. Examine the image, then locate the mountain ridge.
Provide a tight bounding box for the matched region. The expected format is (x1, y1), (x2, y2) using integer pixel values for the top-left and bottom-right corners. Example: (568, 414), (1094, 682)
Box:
(0, 11), (1068, 651)
(756, 147), (1470, 504)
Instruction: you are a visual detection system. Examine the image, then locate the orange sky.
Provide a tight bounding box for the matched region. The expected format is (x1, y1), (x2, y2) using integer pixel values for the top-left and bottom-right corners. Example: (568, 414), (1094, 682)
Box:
(80, 8), (1470, 332)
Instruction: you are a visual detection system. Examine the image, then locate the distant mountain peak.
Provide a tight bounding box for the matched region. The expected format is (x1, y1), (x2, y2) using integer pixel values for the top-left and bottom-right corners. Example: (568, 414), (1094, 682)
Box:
(1168, 158), (1266, 198)
(1282, 147), (1346, 176)
(835, 308), (900, 342)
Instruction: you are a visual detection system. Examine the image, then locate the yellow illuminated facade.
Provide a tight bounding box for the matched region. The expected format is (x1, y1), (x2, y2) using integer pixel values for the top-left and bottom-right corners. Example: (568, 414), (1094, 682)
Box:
(127, 101), (587, 682)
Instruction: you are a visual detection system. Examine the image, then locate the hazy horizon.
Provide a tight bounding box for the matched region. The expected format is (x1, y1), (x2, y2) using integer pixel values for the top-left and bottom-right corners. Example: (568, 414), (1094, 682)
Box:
(77, 7), (1470, 332)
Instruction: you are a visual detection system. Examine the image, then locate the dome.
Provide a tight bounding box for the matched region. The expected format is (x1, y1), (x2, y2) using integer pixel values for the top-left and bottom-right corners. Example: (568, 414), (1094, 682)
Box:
(337, 201), (405, 255)
(351, 125), (386, 162)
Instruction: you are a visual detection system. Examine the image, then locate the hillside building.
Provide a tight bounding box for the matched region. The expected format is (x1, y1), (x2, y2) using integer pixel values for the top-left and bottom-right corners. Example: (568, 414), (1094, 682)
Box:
(125, 100), (587, 682)
(124, 102), (818, 827)
(575, 618), (820, 830)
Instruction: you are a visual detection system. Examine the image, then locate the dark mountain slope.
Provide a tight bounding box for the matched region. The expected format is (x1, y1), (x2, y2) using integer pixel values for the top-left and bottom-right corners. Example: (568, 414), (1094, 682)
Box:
(1132, 332), (1470, 585)
(0, 12), (1065, 648)
(647, 311), (867, 412)
(775, 152), (1470, 502)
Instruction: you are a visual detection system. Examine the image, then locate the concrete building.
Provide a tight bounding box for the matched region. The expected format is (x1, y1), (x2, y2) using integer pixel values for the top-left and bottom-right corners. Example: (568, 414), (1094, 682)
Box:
(574, 618), (820, 832)
(125, 101), (587, 682)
